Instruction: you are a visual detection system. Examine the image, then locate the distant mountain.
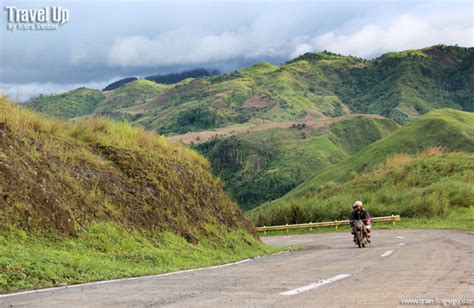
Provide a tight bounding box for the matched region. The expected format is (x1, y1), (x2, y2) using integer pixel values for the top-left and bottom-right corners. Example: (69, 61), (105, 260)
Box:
(27, 80), (168, 119)
(101, 69), (218, 92)
(102, 77), (138, 91)
(27, 45), (473, 130)
(145, 68), (219, 84)
(26, 87), (106, 118)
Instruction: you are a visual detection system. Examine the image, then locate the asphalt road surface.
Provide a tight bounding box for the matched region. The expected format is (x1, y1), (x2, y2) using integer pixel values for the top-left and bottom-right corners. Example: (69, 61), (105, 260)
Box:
(1, 230), (473, 307)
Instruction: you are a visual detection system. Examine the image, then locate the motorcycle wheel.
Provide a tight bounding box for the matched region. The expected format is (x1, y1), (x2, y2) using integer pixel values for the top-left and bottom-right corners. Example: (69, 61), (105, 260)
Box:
(356, 230), (362, 248)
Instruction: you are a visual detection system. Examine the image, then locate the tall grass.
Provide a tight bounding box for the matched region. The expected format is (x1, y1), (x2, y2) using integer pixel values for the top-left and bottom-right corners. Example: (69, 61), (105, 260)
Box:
(0, 97), (209, 169)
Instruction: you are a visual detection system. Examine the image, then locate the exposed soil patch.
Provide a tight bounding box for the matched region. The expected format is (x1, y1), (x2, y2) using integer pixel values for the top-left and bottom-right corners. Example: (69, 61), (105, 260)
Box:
(242, 94), (273, 109)
(169, 114), (387, 144)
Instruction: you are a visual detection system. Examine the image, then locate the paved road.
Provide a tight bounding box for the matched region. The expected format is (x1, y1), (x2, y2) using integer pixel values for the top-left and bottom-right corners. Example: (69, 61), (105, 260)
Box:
(1, 230), (473, 307)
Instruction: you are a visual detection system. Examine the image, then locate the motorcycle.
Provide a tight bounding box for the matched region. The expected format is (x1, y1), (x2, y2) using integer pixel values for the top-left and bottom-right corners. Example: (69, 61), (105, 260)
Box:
(353, 219), (369, 248)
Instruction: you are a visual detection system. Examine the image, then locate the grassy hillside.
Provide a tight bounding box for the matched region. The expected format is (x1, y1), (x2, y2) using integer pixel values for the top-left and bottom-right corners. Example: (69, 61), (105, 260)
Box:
(26, 80), (170, 120)
(98, 79), (169, 115)
(26, 87), (105, 118)
(0, 97), (276, 293)
(26, 45), (473, 134)
(287, 109), (474, 198)
(250, 109), (474, 225)
(336, 45), (473, 123)
(250, 149), (474, 228)
(103, 77), (138, 91)
(195, 116), (398, 210)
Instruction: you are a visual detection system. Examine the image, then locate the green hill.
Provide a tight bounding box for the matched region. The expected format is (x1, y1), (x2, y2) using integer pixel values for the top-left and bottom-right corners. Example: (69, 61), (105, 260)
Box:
(26, 87), (105, 118)
(0, 97), (275, 293)
(195, 115), (398, 210)
(26, 80), (169, 120)
(98, 79), (169, 114)
(250, 109), (474, 225)
(335, 45), (473, 123)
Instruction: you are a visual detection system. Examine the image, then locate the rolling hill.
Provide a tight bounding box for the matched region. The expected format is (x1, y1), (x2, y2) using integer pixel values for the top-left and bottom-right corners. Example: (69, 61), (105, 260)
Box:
(27, 80), (170, 119)
(194, 115), (398, 210)
(0, 97), (274, 292)
(249, 109), (474, 225)
(27, 45), (473, 132)
(24, 45), (473, 211)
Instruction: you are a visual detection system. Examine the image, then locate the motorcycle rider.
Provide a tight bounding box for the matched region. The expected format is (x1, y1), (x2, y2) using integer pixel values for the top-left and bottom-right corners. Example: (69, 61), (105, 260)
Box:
(350, 201), (371, 243)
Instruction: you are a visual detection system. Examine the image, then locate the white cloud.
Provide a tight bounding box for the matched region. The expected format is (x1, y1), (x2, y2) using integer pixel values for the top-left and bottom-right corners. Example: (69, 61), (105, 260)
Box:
(108, 6), (473, 69)
(310, 10), (473, 58)
(107, 15), (301, 68)
(0, 80), (113, 102)
(290, 43), (313, 58)
(108, 31), (278, 68)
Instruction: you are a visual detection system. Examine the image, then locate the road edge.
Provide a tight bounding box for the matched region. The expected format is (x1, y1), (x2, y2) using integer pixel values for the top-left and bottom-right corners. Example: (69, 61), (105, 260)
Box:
(0, 250), (291, 299)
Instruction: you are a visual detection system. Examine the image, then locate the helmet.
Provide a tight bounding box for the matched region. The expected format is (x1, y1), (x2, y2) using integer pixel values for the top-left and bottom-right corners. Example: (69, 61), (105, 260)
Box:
(353, 201), (363, 208)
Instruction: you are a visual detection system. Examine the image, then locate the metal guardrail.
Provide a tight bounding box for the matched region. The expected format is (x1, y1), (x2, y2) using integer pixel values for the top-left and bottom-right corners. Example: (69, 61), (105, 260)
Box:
(256, 215), (401, 234)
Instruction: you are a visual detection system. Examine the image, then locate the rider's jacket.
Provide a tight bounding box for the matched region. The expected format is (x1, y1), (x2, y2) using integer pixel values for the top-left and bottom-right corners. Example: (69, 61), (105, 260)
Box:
(349, 209), (370, 226)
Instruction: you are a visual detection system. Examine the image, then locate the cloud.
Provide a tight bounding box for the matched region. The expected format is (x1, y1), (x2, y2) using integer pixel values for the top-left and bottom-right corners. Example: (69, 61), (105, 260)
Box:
(0, 80), (113, 102)
(107, 5), (472, 69)
(290, 43), (313, 59)
(70, 48), (88, 65)
(107, 32), (248, 67)
(107, 16), (295, 68)
(310, 10), (473, 58)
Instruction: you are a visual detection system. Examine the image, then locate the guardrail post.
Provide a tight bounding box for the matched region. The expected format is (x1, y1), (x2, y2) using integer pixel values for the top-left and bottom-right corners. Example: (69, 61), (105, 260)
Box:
(335, 219), (338, 230)
(309, 222), (312, 231)
(263, 226), (266, 235)
(392, 214), (395, 226)
(286, 223), (289, 234)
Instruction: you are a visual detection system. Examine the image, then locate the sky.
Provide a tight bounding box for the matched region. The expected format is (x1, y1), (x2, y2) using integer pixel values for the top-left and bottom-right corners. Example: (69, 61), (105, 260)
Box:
(0, 0), (472, 101)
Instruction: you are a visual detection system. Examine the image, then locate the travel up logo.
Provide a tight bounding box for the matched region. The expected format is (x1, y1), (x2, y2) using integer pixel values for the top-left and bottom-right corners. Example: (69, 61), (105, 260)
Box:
(5, 6), (69, 31)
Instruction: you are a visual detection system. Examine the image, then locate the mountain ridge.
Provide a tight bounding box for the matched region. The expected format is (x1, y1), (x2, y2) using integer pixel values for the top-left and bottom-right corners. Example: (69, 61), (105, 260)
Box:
(26, 45), (473, 133)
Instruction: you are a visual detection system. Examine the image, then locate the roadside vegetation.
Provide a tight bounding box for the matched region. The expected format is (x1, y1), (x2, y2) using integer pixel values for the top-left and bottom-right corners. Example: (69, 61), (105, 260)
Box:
(0, 97), (279, 293)
(1, 223), (281, 292)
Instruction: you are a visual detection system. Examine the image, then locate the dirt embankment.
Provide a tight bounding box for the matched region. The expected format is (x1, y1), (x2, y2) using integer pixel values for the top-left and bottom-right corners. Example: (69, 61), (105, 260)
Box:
(0, 98), (256, 239)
